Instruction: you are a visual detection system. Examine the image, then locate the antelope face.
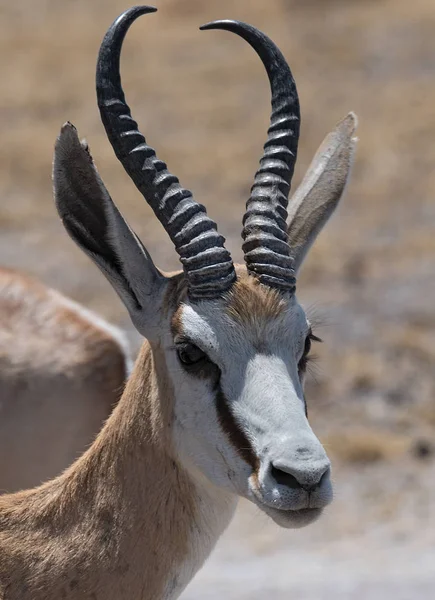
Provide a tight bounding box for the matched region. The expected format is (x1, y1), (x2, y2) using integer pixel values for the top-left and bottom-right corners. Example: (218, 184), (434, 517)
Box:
(169, 272), (331, 528)
(54, 7), (357, 530)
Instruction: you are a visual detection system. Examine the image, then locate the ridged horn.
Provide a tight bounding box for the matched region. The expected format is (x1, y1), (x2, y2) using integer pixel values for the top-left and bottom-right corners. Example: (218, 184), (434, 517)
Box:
(201, 20), (300, 293)
(96, 6), (236, 300)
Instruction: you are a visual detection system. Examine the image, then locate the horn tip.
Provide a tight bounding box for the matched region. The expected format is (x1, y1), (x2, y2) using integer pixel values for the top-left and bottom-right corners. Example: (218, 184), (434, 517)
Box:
(131, 5), (157, 14)
(200, 20), (235, 31)
(199, 21), (216, 31)
(115, 5), (157, 24)
(110, 6), (157, 36)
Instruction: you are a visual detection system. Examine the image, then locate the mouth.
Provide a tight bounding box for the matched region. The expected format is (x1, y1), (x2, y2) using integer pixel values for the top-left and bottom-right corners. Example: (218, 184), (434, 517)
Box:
(255, 501), (324, 529)
(247, 478), (330, 529)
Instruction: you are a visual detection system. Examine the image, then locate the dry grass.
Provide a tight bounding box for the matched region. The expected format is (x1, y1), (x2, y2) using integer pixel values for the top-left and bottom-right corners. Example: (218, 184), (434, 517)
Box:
(0, 0), (435, 465)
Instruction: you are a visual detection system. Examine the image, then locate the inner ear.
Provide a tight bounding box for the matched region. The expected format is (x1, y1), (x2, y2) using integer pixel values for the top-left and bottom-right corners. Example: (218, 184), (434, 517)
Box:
(53, 122), (168, 336)
(287, 113), (358, 274)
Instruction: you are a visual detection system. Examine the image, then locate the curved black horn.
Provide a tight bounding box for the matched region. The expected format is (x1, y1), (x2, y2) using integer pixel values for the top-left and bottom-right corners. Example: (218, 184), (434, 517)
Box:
(96, 6), (236, 300)
(201, 20), (300, 293)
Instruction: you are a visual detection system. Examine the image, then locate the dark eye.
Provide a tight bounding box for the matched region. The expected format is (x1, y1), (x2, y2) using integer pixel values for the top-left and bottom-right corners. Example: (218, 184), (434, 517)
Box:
(176, 342), (207, 366)
(298, 331), (321, 374)
(298, 341), (310, 373)
(303, 335), (312, 357)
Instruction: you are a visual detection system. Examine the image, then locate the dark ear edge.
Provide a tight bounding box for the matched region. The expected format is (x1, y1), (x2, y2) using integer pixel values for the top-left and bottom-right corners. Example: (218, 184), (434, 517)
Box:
(53, 122), (166, 322)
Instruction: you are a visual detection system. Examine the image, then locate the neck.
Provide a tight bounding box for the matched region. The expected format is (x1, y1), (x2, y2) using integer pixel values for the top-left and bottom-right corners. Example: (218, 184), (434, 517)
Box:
(0, 342), (237, 600)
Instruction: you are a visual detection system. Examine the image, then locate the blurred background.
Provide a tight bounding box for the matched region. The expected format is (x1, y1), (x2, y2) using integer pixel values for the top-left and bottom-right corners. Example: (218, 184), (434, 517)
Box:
(1, 0), (435, 597)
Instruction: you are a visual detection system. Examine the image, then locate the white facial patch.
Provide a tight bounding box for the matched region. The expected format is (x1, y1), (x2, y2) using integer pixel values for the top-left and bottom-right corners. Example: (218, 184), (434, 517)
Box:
(177, 304), (220, 357)
(167, 288), (331, 524)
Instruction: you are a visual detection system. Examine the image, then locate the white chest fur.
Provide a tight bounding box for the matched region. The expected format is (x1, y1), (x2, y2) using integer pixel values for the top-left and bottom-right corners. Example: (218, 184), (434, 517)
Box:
(163, 480), (238, 600)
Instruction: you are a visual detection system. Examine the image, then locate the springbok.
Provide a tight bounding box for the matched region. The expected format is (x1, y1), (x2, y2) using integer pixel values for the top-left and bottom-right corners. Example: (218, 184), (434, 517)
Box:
(0, 6), (357, 599)
(0, 266), (131, 493)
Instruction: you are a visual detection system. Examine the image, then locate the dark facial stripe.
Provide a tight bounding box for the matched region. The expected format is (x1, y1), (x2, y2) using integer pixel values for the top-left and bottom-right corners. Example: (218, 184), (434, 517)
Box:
(215, 383), (259, 471)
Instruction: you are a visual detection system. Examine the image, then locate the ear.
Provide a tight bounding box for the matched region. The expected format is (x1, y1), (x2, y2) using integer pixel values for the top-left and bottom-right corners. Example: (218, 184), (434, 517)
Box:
(53, 122), (168, 337)
(287, 112), (358, 274)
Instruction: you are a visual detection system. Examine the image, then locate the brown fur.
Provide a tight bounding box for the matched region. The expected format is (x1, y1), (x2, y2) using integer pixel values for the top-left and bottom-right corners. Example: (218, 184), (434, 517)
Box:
(0, 342), (199, 600)
(0, 267), (129, 492)
(215, 384), (259, 471)
(169, 266), (287, 340)
(225, 269), (287, 327)
(0, 263), (327, 598)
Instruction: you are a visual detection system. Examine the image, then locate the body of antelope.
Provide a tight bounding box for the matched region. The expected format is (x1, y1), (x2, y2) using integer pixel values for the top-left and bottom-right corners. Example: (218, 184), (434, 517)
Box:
(0, 266), (130, 493)
(0, 6), (357, 599)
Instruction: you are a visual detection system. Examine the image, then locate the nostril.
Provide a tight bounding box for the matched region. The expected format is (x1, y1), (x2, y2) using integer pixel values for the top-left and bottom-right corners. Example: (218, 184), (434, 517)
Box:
(301, 469), (330, 492)
(318, 468), (330, 487)
(271, 464), (330, 492)
(270, 465), (303, 489)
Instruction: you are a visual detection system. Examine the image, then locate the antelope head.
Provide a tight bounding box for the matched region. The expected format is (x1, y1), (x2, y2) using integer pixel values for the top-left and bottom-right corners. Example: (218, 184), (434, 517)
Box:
(54, 6), (356, 528)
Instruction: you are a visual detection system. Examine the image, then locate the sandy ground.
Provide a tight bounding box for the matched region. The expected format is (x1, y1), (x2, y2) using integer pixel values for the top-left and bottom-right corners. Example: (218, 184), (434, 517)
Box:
(183, 461), (435, 599)
(0, 0), (435, 597)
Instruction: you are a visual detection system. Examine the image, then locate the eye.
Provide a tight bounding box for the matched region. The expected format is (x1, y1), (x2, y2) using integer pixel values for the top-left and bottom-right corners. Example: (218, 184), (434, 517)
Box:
(298, 331), (321, 374)
(303, 335), (312, 357)
(298, 340), (310, 373)
(176, 342), (207, 366)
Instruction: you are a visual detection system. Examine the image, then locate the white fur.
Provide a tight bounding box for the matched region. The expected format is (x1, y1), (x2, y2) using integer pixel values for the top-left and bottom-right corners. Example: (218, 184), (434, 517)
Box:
(164, 477), (237, 599)
(168, 294), (332, 530)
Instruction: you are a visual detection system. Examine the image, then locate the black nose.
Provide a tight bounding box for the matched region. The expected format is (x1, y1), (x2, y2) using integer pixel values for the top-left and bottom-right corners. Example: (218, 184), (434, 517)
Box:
(271, 464), (329, 492)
